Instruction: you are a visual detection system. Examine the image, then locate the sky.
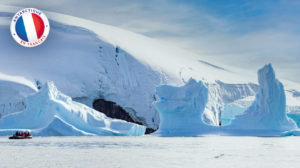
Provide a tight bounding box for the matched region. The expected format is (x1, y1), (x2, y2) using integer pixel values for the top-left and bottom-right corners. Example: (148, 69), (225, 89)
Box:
(1, 0), (300, 83)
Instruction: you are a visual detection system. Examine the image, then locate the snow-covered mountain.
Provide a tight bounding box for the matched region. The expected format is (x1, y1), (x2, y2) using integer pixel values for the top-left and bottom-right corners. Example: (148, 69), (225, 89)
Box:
(0, 5), (299, 132)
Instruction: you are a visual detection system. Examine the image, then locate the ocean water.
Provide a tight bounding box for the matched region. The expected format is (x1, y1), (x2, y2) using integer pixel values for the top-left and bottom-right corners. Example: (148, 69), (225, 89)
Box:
(287, 114), (300, 127)
(0, 136), (299, 168)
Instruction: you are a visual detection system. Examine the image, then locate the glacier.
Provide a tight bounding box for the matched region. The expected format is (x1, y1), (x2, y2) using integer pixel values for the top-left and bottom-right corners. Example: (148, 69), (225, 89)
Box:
(154, 64), (298, 136)
(0, 81), (146, 136)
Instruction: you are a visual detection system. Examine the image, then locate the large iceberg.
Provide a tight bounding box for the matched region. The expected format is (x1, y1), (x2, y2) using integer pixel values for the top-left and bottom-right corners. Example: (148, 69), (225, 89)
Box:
(153, 79), (215, 136)
(226, 64), (297, 135)
(0, 81), (146, 136)
(154, 64), (297, 136)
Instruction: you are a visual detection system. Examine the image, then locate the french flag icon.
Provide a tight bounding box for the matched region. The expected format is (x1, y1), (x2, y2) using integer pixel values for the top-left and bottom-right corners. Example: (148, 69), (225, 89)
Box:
(15, 13), (45, 42)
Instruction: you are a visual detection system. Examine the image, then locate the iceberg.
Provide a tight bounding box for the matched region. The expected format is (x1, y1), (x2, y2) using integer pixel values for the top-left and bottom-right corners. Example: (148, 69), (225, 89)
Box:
(0, 81), (146, 136)
(154, 64), (297, 136)
(153, 79), (215, 136)
(226, 64), (297, 135)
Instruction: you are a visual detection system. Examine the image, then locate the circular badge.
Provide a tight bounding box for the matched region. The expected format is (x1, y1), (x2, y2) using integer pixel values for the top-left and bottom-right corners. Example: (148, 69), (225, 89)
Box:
(10, 8), (50, 47)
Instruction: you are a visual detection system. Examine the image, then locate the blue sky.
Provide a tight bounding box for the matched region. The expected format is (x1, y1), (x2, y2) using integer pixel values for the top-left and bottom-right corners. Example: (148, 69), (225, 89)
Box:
(3, 0), (300, 83)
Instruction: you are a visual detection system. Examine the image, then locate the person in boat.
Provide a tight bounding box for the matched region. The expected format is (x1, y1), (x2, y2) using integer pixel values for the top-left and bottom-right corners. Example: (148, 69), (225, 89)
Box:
(24, 131), (31, 137)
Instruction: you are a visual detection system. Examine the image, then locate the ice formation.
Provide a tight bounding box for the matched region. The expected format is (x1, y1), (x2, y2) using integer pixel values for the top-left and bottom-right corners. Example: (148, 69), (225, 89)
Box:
(154, 79), (215, 136)
(0, 81), (146, 136)
(227, 64), (297, 135)
(154, 64), (298, 136)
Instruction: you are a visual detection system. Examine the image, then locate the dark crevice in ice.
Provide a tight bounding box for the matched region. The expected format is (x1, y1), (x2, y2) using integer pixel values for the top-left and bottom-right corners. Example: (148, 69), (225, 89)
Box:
(93, 99), (156, 134)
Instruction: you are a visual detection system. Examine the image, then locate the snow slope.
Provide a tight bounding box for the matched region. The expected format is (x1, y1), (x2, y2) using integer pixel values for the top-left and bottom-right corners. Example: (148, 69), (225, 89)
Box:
(0, 5), (299, 130)
(0, 81), (146, 136)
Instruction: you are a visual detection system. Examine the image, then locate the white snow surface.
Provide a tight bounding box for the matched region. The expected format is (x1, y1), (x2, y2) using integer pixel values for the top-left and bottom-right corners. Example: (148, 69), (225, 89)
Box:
(0, 81), (146, 136)
(1, 136), (300, 168)
(0, 5), (299, 129)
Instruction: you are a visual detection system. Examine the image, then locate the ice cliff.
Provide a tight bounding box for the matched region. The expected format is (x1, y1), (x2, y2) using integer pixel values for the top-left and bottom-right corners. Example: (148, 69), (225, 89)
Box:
(0, 73), (37, 116)
(0, 81), (146, 136)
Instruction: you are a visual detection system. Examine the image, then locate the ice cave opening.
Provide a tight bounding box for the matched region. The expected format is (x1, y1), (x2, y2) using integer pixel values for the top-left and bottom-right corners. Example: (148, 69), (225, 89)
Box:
(93, 99), (156, 134)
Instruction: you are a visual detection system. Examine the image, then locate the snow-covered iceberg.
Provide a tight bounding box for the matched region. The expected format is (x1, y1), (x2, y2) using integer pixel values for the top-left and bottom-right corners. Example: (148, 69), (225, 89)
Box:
(0, 81), (146, 136)
(226, 64), (297, 135)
